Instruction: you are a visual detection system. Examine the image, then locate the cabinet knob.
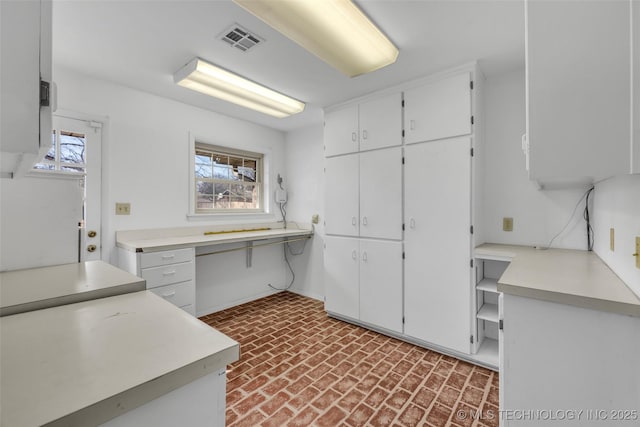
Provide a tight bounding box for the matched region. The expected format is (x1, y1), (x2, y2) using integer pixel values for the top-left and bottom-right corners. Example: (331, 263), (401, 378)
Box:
(161, 290), (176, 298)
(351, 132), (357, 142)
(352, 250), (357, 260)
(362, 130), (368, 140)
(86, 244), (97, 253)
(410, 120), (416, 130)
(352, 216), (357, 226)
(87, 230), (97, 238)
(162, 270), (177, 276)
(409, 218), (416, 229)
(362, 251), (368, 262)
(362, 216), (368, 226)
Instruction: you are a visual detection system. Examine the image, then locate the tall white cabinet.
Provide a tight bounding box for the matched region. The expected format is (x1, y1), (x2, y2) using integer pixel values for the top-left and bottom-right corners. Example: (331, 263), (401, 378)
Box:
(324, 64), (487, 366)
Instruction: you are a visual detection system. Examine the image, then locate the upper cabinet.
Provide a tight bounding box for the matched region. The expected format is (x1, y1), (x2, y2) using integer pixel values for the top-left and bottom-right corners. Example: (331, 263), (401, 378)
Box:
(404, 72), (472, 145)
(634, 0), (639, 174)
(324, 92), (402, 157)
(525, 0), (633, 186)
(1, 0), (53, 178)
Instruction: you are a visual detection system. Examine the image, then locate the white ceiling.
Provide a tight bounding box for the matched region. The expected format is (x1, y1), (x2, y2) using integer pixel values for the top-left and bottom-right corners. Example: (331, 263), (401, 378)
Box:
(53, 0), (525, 132)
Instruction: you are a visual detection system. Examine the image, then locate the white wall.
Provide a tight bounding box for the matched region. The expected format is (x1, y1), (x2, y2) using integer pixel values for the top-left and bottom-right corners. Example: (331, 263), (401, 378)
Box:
(49, 66), (290, 314)
(483, 68), (592, 250)
(593, 174), (640, 296)
(282, 124), (325, 301)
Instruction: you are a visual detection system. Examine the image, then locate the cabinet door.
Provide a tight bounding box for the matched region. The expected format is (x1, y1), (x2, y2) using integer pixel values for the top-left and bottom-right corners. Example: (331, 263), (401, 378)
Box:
(1, 0), (52, 176)
(324, 236), (359, 319)
(404, 73), (471, 145)
(359, 93), (402, 152)
(526, 0), (630, 182)
(325, 154), (359, 237)
(359, 147), (403, 240)
(404, 137), (472, 354)
(359, 240), (403, 333)
(324, 104), (359, 157)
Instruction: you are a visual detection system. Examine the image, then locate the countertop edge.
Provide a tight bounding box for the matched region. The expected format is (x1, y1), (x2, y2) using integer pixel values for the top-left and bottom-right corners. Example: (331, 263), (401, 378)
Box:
(46, 343), (240, 427)
(497, 282), (640, 318)
(0, 280), (146, 317)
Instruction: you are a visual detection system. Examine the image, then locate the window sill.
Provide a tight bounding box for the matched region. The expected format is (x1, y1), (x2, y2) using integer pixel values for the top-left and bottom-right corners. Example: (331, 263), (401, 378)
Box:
(186, 212), (278, 223)
(27, 170), (85, 180)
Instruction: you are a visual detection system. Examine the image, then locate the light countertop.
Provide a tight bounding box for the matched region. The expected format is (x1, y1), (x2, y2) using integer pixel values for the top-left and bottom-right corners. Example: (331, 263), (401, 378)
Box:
(476, 244), (640, 317)
(117, 223), (313, 253)
(0, 290), (240, 427)
(0, 261), (145, 316)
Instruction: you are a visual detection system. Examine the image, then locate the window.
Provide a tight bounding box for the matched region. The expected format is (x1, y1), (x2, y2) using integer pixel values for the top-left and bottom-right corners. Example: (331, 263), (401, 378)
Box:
(34, 130), (86, 174)
(194, 144), (263, 212)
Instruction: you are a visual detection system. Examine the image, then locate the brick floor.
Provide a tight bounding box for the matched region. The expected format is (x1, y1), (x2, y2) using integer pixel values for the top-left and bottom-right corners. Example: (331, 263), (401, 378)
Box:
(200, 292), (499, 427)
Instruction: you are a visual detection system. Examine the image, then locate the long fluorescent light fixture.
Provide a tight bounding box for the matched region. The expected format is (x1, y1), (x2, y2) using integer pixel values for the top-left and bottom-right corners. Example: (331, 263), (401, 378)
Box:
(174, 57), (305, 118)
(233, 0), (398, 77)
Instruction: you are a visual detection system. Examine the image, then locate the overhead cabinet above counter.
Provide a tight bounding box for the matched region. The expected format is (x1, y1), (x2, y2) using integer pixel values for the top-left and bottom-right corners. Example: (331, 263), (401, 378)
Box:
(524, 0), (637, 187)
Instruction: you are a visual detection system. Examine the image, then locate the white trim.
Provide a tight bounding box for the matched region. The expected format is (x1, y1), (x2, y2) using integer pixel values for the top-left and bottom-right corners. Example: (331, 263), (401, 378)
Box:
(27, 169), (85, 180)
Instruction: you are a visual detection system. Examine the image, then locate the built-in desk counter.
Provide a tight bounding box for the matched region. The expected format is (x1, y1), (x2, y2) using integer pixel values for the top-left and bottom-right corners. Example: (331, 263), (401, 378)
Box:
(476, 243), (640, 317)
(0, 261), (145, 316)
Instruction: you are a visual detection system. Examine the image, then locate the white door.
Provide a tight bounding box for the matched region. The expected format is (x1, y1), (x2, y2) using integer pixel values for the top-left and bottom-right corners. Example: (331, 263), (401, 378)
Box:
(404, 137), (472, 354)
(325, 154), (359, 237)
(324, 104), (359, 157)
(359, 147), (403, 240)
(324, 236), (359, 319)
(404, 72), (471, 144)
(359, 239), (403, 333)
(358, 93), (402, 152)
(53, 115), (102, 261)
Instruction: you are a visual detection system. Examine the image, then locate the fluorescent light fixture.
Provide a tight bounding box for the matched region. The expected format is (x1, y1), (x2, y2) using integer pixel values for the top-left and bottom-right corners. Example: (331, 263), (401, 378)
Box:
(174, 57), (305, 118)
(233, 0), (399, 77)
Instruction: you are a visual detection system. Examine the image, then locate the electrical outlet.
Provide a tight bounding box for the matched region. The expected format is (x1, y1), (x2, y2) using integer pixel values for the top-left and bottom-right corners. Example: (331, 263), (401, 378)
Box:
(635, 237), (640, 269)
(610, 228), (615, 251)
(115, 202), (131, 215)
(503, 217), (513, 232)
(311, 214), (320, 224)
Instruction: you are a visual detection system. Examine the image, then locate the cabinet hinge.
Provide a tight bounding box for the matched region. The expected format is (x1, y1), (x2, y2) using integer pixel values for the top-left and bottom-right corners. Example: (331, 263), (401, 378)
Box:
(470, 147), (474, 157)
(470, 80), (474, 90)
(470, 259), (474, 268)
(471, 115), (474, 125)
(402, 252), (406, 259)
(499, 319), (504, 330)
(470, 335), (474, 344)
(402, 223), (405, 231)
(40, 80), (50, 107)
(470, 225), (474, 234)
(402, 316), (405, 324)
(402, 100), (405, 107)
(402, 129), (405, 137)
(402, 157), (405, 164)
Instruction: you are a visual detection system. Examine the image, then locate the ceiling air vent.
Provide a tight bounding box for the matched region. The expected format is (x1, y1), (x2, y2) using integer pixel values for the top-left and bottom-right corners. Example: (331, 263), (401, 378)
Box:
(220, 24), (264, 52)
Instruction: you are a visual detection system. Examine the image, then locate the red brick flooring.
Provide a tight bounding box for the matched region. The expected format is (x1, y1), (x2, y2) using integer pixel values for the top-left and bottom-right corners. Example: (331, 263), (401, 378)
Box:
(200, 292), (499, 427)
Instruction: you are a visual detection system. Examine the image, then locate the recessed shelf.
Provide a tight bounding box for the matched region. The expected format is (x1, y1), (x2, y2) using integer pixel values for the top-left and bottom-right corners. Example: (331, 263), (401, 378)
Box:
(477, 278), (498, 293)
(473, 337), (499, 368)
(477, 303), (499, 323)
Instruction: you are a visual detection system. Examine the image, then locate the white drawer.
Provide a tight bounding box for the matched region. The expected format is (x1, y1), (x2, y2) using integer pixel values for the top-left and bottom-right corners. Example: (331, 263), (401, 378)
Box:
(140, 248), (194, 269)
(141, 261), (193, 288)
(148, 281), (195, 309)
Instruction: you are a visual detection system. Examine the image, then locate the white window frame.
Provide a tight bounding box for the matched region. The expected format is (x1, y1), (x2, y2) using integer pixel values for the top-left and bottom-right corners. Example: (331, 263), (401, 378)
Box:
(189, 135), (267, 217)
(32, 129), (87, 179)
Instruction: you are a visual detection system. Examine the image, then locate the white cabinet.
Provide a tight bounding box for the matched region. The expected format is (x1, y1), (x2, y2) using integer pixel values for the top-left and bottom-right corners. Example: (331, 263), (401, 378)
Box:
(119, 248), (196, 315)
(1, 0), (53, 178)
(404, 72), (472, 145)
(634, 0), (640, 174)
(324, 236), (403, 334)
(525, 0), (633, 185)
(325, 147), (403, 240)
(324, 92), (402, 157)
(404, 136), (472, 354)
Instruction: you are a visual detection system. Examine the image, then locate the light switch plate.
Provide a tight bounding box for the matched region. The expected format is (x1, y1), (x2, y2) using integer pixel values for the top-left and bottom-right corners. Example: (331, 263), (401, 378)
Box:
(116, 202), (131, 215)
(610, 228), (615, 251)
(503, 217), (513, 232)
(635, 237), (640, 269)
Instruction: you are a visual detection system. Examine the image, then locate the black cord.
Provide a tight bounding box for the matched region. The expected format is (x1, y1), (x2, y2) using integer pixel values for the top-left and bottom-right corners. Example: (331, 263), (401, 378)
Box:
(584, 186), (594, 251)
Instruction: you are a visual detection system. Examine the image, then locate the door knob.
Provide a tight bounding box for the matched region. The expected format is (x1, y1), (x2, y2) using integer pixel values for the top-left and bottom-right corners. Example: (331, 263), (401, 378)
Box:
(87, 245), (97, 253)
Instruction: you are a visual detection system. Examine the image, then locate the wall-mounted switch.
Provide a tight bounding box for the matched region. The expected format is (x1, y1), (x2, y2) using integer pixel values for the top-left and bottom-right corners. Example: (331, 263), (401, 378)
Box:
(311, 214), (320, 224)
(116, 202), (131, 215)
(635, 237), (640, 269)
(503, 217), (513, 232)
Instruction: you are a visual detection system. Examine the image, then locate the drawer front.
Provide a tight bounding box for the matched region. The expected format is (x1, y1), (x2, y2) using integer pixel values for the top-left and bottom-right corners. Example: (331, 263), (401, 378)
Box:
(148, 281), (195, 309)
(141, 261), (193, 288)
(140, 248), (194, 269)
(179, 304), (196, 316)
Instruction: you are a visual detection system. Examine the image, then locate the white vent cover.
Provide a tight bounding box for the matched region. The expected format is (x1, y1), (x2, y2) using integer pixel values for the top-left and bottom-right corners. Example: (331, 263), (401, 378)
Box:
(220, 24), (264, 52)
